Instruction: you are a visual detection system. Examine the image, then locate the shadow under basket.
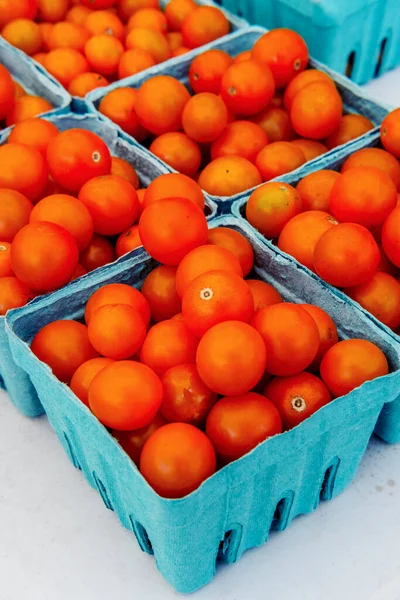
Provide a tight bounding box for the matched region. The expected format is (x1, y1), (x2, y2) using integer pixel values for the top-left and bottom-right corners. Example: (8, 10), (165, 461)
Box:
(5, 215), (400, 593)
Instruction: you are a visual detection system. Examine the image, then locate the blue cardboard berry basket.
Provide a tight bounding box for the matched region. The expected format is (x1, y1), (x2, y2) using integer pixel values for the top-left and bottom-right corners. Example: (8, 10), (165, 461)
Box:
(5, 214), (400, 593)
(214, 0), (400, 84)
(0, 37), (71, 127)
(86, 26), (390, 213)
(0, 111), (217, 418)
(231, 127), (400, 443)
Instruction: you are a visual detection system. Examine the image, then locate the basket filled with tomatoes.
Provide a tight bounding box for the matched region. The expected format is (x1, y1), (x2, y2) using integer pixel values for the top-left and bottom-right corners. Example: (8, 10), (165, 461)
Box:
(5, 205), (400, 592)
(233, 109), (400, 442)
(87, 25), (389, 207)
(0, 109), (216, 416)
(0, 36), (70, 129)
(0, 0), (246, 102)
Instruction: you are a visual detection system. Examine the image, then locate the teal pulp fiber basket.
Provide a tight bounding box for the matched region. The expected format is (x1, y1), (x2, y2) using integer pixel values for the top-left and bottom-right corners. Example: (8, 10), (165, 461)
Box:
(5, 214), (400, 593)
(0, 110), (217, 418)
(0, 38), (71, 126)
(70, 0), (248, 111)
(232, 127), (400, 444)
(86, 26), (390, 212)
(214, 0), (400, 85)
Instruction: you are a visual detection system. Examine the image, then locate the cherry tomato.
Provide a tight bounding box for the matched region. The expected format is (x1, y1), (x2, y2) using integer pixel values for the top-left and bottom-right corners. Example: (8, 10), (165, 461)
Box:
(140, 319), (198, 375)
(70, 357), (115, 406)
(112, 414), (167, 466)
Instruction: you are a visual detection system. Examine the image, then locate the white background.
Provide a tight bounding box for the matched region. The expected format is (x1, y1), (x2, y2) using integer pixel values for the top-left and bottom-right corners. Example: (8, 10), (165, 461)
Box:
(1, 71), (400, 600)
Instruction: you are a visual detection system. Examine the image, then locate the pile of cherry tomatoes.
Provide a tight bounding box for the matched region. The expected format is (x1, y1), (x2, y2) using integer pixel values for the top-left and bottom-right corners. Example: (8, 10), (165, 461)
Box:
(98, 29), (374, 196)
(0, 120), (208, 315)
(0, 0), (231, 97)
(246, 107), (400, 333)
(30, 196), (389, 498)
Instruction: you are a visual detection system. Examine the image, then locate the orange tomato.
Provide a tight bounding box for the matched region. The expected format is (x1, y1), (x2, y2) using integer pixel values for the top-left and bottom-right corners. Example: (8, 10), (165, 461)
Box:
(347, 272), (400, 330)
(127, 7), (167, 32)
(0, 0), (38, 27)
(0, 276), (30, 315)
(300, 304), (339, 369)
(196, 320), (267, 396)
(70, 357), (115, 406)
(246, 279), (283, 311)
(0, 64), (15, 120)
(125, 27), (170, 63)
(79, 234), (115, 272)
(85, 282), (150, 326)
(341, 148), (400, 191)
(140, 422), (216, 498)
(211, 121), (268, 163)
(47, 128), (112, 193)
(325, 114), (374, 149)
(98, 87), (148, 141)
(140, 319), (198, 375)
(251, 106), (295, 143)
(11, 222), (79, 292)
(66, 5), (92, 26)
(81, 0), (117, 8)
(143, 173), (204, 211)
(150, 132), (201, 177)
(88, 303), (147, 359)
(30, 194), (93, 251)
(48, 21), (90, 51)
(44, 48), (89, 88)
(252, 29), (308, 88)
(291, 139), (328, 161)
(89, 360), (163, 430)
(283, 68), (335, 111)
(116, 225), (142, 256)
(38, 22), (53, 51)
(0, 189), (33, 242)
(135, 75), (190, 135)
(112, 414), (166, 466)
(198, 156), (262, 196)
(265, 372), (331, 429)
(160, 364), (217, 426)
(118, 47), (156, 79)
(246, 181), (302, 239)
(182, 92), (228, 143)
(278, 211), (339, 271)
(37, 0), (68, 22)
(84, 9), (124, 39)
(164, 0), (195, 31)
(2, 18), (42, 55)
(206, 392), (282, 462)
(381, 108), (400, 158)
(220, 60), (275, 117)
(69, 72), (109, 97)
(175, 244), (243, 297)
(313, 223), (380, 287)
(6, 96), (53, 126)
(85, 34), (124, 76)
(320, 339), (389, 397)
(382, 206), (400, 267)
(31, 320), (98, 383)
(291, 82), (343, 139)
(253, 303), (319, 376)
(330, 166), (397, 227)
(0, 143), (48, 202)
(255, 141), (306, 181)
(0, 242), (12, 277)
(189, 49), (232, 94)
(181, 6), (229, 48)
(111, 156), (140, 188)
(182, 269), (254, 338)
(166, 31), (183, 51)
(296, 170), (340, 212)
(207, 227), (254, 276)
(8, 118), (59, 156)
(139, 197), (208, 265)
(141, 265), (181, 322)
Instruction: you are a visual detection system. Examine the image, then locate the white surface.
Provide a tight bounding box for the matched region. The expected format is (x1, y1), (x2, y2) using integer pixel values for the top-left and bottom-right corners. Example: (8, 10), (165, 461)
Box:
(2, 68), (400, 600)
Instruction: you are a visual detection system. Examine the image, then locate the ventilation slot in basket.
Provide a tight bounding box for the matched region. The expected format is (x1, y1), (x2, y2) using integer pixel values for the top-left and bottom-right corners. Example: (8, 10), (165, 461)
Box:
(319, 457), (341, 502)
(217, 524), (243, 564)
(63, 432), (81, 470)
(270, 492), (294, 532)
(93, 471), (113, 511)
(374, 38), (388, 77)
(346, 51), (356, 79)
(129, 517), (154, 555)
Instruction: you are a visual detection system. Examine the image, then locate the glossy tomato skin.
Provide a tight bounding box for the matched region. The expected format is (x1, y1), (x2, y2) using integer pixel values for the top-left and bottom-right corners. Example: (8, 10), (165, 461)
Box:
(141, 265), (181, 322)
(140, 319), (198, 375)
(140, 422), (216, 498)
(70, 357), (115, 406)
(139, 197), (208, 265)
(252, 29), (308, 88)
(89, 360), (163, 430)
(11, 222), (79, 292)
(112, 414), (167, 466)
(0, 189), (33, 242)
(0, 276), (31, 315)
(320, 339), (389, 397)
(207, 227), (254, 277)
(160, 363), (218, 426)
(85, 282), (151, 327)
(206, 392), (282, 463)
(313, 223), (380, 288)
(31, 320), (99, 383)
(382, 206), (400, 267)
(196, 320), (267, 396)
(246, 279), (283, 312)
(46, 129), (112, 193)
(79, 234), (115, 272)
(264, 372), (332, 430)
(252, 303), (320, 376)
(347, 272), (400, 330)
(300, 304), (339, 369)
